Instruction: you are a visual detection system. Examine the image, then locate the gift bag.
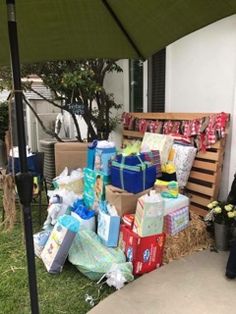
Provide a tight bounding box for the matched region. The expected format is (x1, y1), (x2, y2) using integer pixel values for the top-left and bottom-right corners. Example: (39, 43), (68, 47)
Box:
(97, 202), (120, 247)
(133, 192), (164, 237)
(141, 150), (162, 178)
(172, 144), (197, 188)
(33, 230), (51, 258)
(141, 133), (173, 164)
(68, 229), (130, 281)
(53, 168), (84, 195)
(41, 215), (80, 273)
(71, 199), (96, 231)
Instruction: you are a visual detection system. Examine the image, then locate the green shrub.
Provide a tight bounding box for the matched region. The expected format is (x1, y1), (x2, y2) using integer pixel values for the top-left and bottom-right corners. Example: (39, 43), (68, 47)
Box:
(0, 101), (8, 141)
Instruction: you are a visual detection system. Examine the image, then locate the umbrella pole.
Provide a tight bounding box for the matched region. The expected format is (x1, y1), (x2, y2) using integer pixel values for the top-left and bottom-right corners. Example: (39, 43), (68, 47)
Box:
(6, 1), (39, 313)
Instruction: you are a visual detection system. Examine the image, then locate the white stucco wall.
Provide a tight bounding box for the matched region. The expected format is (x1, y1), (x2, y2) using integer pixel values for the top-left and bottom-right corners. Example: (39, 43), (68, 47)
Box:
(103, 59), (129, 147)
(103, 59), (129, 113)
(165, 15), (236, 199)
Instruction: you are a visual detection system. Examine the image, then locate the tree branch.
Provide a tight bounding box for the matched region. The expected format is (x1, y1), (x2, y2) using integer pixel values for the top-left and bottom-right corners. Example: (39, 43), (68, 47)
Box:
(71, 113), (83, 142)
(100, 60), (116, 84)
(23, 95), (63, 142)
(24, 84), (65, 110)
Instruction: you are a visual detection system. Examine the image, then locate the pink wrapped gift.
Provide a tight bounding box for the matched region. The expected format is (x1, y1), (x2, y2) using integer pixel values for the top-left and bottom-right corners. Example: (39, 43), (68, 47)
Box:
(164, 206), (189, 236)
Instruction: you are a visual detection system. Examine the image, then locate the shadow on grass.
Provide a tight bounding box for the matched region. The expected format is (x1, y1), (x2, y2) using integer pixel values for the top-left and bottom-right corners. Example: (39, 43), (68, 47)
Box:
(0, 191), (114, 314)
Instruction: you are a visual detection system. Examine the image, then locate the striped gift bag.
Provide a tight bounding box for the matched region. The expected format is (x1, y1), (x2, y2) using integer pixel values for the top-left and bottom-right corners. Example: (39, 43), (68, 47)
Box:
(141, 150), (162, 178)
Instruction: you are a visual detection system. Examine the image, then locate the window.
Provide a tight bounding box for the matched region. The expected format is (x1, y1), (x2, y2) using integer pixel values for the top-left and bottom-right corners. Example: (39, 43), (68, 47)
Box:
(128, 48), (166, 113)
(129, 60), (143, 112)
(148, 48), (166, 112)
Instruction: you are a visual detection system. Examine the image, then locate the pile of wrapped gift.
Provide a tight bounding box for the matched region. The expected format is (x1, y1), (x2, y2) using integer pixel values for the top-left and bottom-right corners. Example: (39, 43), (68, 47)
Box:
(33, 134), (198, 289)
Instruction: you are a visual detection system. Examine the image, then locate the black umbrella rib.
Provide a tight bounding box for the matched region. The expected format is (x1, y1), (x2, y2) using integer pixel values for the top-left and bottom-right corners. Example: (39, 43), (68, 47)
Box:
(101, 0), (145, 60)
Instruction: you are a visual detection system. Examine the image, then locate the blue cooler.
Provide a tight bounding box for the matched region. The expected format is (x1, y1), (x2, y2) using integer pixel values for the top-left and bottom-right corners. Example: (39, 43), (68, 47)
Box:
(111, 156), (156, 193)
(116, 154), (145, 166)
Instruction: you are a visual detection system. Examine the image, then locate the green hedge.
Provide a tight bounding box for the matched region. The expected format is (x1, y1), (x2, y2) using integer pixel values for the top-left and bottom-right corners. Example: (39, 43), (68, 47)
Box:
(0, 101), (8, 141)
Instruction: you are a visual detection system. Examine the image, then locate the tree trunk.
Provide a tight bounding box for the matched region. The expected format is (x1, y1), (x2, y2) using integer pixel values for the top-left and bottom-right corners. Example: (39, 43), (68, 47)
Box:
(71, 113), (83, 142)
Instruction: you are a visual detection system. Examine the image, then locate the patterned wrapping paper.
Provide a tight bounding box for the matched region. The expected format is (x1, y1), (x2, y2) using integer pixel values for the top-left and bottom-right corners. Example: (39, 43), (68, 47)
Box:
(142, 150), (162, 178)
(141, 133), (174, 164)
(164, 206), (189, 236)
(172, 144), (197, 188)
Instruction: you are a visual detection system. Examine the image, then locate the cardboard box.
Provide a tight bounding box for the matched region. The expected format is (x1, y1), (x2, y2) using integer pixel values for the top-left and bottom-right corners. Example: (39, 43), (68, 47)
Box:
(105, 185), (152, 216)
(164, 206), (189, 235)
(120, 225), (165, 275)
(55, 142), (88, 175)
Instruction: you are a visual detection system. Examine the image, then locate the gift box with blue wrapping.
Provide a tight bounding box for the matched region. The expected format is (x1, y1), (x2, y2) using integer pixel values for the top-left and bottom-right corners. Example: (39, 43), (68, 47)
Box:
(111, 155), (156, 194)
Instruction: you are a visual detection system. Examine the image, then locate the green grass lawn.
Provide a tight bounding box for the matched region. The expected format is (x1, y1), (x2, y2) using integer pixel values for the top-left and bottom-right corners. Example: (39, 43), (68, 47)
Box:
(0, 192), (114, 314)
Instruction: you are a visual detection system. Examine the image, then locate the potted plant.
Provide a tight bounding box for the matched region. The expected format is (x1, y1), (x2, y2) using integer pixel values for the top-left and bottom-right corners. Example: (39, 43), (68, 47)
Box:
(206, 201), (236, 251)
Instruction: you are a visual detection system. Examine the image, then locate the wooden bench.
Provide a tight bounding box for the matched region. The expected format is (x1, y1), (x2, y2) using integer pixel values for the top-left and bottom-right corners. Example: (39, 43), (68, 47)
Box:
(122, 112), (229, 216)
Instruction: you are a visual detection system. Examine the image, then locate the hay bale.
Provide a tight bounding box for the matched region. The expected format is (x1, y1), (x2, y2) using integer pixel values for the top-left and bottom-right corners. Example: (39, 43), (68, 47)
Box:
(1, 173), (16, 231)
(163, 212), (212, 264)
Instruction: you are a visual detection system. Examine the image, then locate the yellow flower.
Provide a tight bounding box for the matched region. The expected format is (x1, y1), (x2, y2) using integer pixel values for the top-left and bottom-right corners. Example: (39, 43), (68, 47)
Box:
(207, 201), (218, 209)
(228, 211), (235, 218)
(225, 204), (234, 212)
(214, 206), (222, 214)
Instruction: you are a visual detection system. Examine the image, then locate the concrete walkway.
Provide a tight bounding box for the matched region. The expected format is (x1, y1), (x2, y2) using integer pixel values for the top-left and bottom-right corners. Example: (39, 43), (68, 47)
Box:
(89, 250), (236, 314)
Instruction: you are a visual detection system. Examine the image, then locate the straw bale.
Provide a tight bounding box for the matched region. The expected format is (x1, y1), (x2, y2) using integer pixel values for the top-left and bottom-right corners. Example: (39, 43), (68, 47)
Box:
(163, 212), (212, 264)
(0, 173), (16, 231)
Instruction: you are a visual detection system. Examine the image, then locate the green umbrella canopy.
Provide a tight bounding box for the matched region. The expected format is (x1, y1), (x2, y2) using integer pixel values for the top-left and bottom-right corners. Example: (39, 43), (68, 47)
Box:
(1, 0), (236, 64)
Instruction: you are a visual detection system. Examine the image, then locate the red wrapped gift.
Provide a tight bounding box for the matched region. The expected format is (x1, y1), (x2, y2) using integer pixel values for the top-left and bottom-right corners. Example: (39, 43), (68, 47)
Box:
(119, 225), (165, 275)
